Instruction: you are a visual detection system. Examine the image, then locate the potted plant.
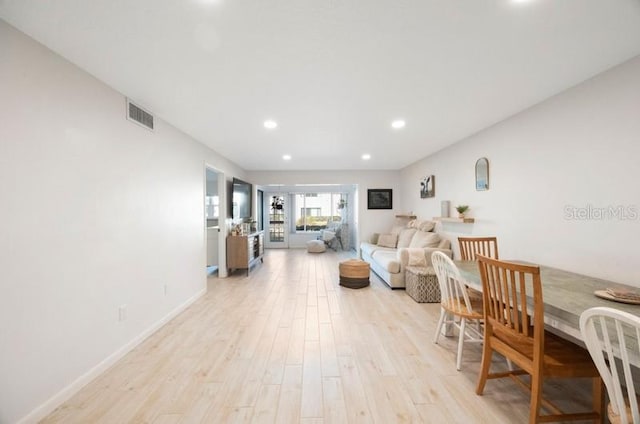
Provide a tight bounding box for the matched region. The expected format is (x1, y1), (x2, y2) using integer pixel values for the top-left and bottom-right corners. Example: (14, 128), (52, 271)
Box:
(337, 199), (347, 210)
(455, 205), (469, 219)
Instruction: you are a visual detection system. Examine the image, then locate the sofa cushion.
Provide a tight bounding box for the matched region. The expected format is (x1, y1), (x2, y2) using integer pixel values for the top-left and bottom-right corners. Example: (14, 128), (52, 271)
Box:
(360, 242), (394, 258)
(397, 228), (417, 248)
(371, 250), (401, 274)
(390, 224), (405, 236)
(438, 238), (451, 249)
(360, 242), (375, 257)
(377, 233), (398, 248)
(409, 231), (441, 248)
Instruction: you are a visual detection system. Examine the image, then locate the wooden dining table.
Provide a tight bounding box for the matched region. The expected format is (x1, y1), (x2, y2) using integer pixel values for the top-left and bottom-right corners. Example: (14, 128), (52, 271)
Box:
(454, 260), (640, 344)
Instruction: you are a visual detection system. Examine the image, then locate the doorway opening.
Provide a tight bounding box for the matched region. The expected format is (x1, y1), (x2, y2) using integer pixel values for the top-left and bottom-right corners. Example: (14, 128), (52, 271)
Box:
(258, 184), (358, 250)
(204, 165), (227, 278)
(265, 193), (288, 248)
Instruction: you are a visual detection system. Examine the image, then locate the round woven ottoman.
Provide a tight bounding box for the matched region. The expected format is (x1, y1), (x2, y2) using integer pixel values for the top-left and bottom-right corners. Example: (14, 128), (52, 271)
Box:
(339, 259), (370, 289)
(306, 239), (327, 253)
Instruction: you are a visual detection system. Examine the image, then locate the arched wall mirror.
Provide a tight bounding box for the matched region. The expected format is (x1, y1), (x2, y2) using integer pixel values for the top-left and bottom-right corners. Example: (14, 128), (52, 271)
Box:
(475, 157), (489, 191)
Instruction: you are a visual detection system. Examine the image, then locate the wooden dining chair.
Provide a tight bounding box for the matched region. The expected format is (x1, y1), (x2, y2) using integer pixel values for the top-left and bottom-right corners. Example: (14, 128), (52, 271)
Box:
(458, 236), (498, 302)
(458, 236), (499, 260)
(475, 255), (603, 424)
(432, 251), (483, 370)
(580, 307), (640, 424)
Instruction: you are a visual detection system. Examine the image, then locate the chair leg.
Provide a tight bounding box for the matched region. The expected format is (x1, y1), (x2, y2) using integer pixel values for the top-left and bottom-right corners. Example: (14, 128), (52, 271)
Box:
(529, 373), (543, 424)
(457, 317), (466, 371)
(476, 329), (493, 395)
(592, 377), (604, 424)
(434, 308), (446, 344)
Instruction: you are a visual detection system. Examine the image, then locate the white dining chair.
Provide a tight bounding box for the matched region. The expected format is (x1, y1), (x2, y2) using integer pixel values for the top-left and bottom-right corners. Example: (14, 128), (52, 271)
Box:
(432, 251), (483, 370)
(580, 306), (640, 424)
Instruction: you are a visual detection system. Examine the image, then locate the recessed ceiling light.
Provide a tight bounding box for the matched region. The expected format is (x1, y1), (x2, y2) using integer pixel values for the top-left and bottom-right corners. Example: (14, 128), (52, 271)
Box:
(362, 154), (371, 160)
(264, 120), (278, 129)
(282, 154), (292, 161)
(391, 120), (406, 129)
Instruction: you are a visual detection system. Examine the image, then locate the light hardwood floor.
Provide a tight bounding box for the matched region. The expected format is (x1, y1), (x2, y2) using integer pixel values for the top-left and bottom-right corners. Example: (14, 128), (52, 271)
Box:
(43, 249), (597, 423)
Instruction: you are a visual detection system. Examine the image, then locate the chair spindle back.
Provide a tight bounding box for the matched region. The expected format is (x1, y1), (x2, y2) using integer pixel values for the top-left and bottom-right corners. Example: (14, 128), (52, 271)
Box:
(458, 237), (499, 261)
(477, 255), (543, 349)
(580, 307), (640, 424)
(432, 251), (473, 314)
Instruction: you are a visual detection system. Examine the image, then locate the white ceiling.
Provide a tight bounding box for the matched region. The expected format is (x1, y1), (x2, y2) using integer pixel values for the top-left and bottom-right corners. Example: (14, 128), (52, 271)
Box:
(2, 1), (640, 171)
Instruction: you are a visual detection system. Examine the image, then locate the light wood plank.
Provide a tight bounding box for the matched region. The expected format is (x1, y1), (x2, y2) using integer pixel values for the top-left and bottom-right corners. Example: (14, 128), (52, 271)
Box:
(305, 305), (320, 341)
(274, 365), (302, 423)
(262, 326), (291, 385)
(317, 295), (331, 324)
(330, 314), (354, 357)
(322, 376), (349, 424)
(250, 384), (280, 424)
(301, 341), (323, 418)
(286, 318), (305, 365)
(337, 356), (373, 424)
(319, 322), (339, 377)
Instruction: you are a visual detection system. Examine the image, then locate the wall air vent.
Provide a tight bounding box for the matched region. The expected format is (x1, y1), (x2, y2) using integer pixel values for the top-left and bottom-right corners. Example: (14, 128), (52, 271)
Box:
(126, 99), (154, 131)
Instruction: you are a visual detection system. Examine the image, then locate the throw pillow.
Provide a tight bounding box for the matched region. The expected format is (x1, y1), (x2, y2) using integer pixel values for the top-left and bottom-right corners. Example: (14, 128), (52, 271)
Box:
(321, 230), (336, 242)
(408, 219), (436, 232)
(377, 233), (398, 248)
(409, 231), (440, 248)
(397, 228), (418, 248)
(417, 220), (435, 232)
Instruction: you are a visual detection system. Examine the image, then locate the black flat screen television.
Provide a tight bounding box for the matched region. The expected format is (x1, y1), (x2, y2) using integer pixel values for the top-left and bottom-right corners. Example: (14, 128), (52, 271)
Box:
(232, 177), (252, 220)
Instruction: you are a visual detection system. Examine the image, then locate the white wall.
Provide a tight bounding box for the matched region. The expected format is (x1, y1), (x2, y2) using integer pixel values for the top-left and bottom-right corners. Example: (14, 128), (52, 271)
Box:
(400, 55), (640, 286)
(247, 170), (402, 249)
(0, 20), (245, 423)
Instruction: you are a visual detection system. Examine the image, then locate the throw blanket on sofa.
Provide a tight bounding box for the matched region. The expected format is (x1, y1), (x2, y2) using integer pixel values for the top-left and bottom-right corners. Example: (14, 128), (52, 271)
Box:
(407, 248), (428, 267)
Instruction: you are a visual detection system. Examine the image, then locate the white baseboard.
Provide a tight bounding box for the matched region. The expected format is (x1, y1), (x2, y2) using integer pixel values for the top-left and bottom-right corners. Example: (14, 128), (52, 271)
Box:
(17, 288), (206, 424)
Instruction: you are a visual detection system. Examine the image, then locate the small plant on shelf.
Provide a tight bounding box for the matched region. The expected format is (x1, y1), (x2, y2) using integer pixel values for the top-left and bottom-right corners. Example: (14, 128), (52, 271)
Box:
(455, 205), (469, 219)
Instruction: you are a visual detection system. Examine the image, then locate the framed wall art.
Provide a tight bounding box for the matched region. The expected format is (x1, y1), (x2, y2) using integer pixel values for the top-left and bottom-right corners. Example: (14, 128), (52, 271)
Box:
(475, 157), (489, 191)
(420, 175), (435, 198)
(367, 189), (392, 209)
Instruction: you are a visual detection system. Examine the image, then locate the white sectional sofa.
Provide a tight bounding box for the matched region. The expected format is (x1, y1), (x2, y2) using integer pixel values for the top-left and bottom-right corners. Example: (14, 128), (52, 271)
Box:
(359, 219), (452, 288)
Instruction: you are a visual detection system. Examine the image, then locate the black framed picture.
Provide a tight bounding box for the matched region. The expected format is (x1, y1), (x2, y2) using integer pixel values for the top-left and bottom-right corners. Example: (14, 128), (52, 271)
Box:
(367, 189), (393, 209)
